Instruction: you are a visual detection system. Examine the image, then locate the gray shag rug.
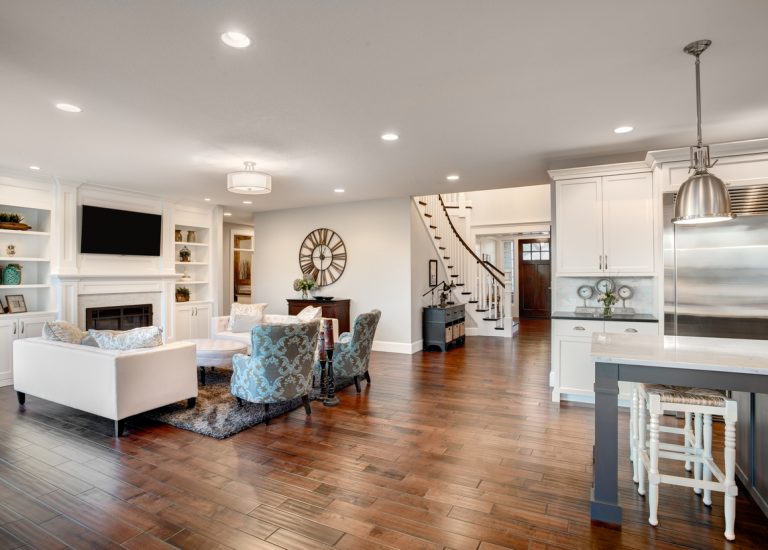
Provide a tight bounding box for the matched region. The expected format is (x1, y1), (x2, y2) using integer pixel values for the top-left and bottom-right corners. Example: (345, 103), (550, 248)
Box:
(141, 369), (354, 439)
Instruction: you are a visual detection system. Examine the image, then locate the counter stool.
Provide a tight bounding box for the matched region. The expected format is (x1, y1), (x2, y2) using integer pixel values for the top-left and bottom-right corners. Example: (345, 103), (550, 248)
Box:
(636, 384), (738, 541)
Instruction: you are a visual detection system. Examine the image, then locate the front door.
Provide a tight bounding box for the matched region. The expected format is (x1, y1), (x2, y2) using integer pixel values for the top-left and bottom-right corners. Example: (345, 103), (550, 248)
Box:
(518, 238), (551, 319)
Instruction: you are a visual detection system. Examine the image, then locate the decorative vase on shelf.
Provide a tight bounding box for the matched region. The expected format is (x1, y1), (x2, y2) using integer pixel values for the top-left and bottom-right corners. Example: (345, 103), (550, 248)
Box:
(6, 244), (15, 257)
(174, 229), (183, 242)
(603, 306), (612, 318)
(186, 230), (196, 243)
(301, 289), (309, 299)
(2, 264), (22, 285)
(179, 246), (191, 262)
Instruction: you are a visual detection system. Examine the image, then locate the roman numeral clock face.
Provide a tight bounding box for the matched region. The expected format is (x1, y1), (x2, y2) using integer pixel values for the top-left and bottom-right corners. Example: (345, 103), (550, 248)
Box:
(299, 228), (347, 287)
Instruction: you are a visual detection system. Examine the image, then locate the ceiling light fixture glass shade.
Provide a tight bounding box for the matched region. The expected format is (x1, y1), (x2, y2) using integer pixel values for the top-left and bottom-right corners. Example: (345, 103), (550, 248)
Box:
(227, 162), (271, 194)
(672, 40), (734, 225)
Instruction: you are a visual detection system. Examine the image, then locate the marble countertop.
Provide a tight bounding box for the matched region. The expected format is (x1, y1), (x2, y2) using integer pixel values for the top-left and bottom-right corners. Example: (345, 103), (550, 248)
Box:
(590, 333), (768, 375)
(552, 311), (658, 322)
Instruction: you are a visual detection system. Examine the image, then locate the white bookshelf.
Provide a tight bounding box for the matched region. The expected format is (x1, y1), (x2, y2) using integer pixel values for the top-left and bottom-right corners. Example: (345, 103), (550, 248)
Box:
(174, 224), (210, 303)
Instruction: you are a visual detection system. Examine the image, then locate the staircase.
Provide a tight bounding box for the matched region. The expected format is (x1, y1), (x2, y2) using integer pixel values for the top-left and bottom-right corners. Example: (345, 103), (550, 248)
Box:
(414, 195), (517, 337)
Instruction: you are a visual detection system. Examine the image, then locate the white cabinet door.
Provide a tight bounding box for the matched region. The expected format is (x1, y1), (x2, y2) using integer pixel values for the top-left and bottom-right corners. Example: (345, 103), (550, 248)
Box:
(558, 336), (594, 395)
(601, 173), (655, 274)
(0, 319), (17, 386)
(18, 313), (55, 339)
(175, 305), (193, 341)
(555, 178), (603, 274)
(603, 321), (659, 336)
(192, 303), (212, 339)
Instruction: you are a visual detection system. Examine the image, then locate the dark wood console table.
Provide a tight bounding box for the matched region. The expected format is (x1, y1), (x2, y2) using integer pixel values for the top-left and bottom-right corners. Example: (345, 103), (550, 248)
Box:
(287, 298), (350, 334)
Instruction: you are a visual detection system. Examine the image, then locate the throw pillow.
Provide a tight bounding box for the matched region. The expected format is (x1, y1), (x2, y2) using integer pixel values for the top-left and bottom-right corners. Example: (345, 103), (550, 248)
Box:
(88, 326), (164, 350)
(227, 302), (267, 331)
(42, 321), (86, 344)
(230, 314), (264, 333)
(296, 305), (322, 322)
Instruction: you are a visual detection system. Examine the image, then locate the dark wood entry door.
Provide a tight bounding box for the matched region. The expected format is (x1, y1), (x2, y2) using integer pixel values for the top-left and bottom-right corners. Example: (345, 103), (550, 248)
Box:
(518, 238), (551, 319)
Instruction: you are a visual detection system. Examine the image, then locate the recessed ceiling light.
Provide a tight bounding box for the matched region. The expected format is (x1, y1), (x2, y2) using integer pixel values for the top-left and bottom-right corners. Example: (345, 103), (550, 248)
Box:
(55, 103), (82, 113)
(334, 188), (345, 193)
(242, 200), (252, 204)
(381, 133), (399, 141)
(446, 174), (460, 181)
(29, 165), (41, 171)
(614, 126), (634, 134)
(224, 212), (233, 217)
(204, 197), (211, 202)
(221, 31), (251, 48)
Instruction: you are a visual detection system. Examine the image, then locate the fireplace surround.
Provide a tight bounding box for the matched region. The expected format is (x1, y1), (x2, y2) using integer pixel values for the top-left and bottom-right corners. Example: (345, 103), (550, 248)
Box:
(86, 304), (153, 331)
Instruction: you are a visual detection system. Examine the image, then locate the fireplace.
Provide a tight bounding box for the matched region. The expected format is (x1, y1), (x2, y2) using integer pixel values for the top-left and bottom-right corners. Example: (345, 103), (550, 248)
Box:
(86, 304), (153, 331)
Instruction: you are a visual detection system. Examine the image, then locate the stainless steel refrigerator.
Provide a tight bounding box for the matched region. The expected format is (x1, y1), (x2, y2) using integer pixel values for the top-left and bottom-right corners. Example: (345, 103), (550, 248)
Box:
(663, 188), (768, 340)
(663, 185), (768, 517)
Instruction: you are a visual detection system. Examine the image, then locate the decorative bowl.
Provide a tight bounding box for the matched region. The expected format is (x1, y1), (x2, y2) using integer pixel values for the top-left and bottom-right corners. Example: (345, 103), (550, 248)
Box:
(313, 296), (334, 302)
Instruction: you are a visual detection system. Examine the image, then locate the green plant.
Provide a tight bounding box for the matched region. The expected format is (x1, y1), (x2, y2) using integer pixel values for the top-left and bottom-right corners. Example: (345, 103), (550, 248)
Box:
(175, 286), (190, 298)
(0, 213), (24, 223)
(292, 273), (316, 297)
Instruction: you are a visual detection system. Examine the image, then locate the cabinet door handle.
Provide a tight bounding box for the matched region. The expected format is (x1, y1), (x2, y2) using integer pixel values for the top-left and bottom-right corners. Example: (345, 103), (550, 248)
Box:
(13, 322), (17, 335)
(625, 328), (638, 333)
(20, 322), (24, 335)
(573, 326), (586, 331)
(599, 255), (603, 270)
(605, 255), (608, 270)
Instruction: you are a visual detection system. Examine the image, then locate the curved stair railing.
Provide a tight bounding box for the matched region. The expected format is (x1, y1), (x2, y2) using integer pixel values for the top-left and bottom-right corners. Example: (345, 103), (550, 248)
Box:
(416, 194), (506, 330)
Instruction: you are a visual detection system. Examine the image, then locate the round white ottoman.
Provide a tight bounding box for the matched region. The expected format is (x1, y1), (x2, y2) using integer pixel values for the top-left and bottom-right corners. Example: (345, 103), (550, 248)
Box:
(187, 339), (247, 385)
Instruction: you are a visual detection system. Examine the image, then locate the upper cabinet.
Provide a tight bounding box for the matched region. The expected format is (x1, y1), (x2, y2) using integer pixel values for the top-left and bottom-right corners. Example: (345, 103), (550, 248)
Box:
(553, 165), (654, 276)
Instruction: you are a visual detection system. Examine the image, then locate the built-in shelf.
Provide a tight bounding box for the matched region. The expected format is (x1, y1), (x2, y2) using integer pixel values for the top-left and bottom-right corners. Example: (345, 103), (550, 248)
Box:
(0, 284), (51, 290)
(0, 229), (51, 237)
(0, 256), (49, 262)
(174, 261), (207, 266)
(1, 310), (57, 317)
(175, 300), (211, 305)
(233, 247), (254, 252)
(174, 241), (208, 247)
(175, 280), (208, 285)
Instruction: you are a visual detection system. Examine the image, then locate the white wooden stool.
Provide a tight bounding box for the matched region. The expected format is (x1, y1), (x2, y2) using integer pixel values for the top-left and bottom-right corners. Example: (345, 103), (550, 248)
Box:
(636, 384), (738, 541)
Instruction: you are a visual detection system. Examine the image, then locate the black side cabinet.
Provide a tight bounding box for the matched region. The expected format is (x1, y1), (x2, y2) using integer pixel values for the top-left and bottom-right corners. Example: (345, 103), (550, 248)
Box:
(423, 305), (465, 351)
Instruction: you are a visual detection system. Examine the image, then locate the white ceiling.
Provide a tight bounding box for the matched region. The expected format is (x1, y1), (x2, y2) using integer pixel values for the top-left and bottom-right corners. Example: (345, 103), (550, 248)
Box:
(2, 1), (768, 223)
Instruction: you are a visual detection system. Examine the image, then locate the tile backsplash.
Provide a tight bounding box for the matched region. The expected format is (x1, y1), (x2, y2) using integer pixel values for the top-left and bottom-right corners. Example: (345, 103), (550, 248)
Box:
(555, 276), (655, 313)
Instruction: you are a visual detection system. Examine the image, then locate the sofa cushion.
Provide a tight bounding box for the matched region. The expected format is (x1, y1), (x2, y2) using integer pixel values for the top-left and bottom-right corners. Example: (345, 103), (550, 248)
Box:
(230, 314), (264, 333)
(88, 326), (164, 350)
(42, 321), (86, 344)
(227, 302), (267, 331)
(296, 305), (322, 322)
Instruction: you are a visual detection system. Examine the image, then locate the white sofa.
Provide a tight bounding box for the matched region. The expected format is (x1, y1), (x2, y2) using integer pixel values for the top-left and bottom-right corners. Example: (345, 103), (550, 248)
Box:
(211, 314), (340, 353)
(13, 338), (197, 437)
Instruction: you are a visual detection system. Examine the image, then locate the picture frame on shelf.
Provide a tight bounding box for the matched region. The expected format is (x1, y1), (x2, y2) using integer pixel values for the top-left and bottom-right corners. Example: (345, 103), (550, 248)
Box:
(429, 259), (438, 287)
(6, 294), (26, 313)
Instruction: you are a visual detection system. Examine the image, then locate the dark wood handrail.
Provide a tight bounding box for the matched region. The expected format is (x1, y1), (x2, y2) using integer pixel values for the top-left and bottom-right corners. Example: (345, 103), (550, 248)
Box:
(483, 260), (505, 278)
(437, 195), (505, 287)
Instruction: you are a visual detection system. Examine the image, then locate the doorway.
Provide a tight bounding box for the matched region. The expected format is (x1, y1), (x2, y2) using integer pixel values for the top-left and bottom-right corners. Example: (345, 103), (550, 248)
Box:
(518, 238), (551, 319)
(232, 231), (253, 304)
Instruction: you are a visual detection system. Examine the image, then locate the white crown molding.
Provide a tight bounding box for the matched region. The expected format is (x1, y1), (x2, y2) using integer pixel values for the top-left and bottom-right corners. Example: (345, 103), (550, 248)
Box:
(645, 138), (768, 168)
(548, 161), (650, 180)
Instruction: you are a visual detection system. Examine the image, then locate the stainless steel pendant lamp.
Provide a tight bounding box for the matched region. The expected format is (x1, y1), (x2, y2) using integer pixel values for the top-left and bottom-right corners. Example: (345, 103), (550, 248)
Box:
(672, 40), (735, 225)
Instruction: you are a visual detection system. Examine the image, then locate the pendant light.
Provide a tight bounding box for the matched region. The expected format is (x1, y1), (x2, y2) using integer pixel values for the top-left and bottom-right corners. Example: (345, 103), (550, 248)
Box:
(227, 162), (272, 194)
(672, 40), (735, 225)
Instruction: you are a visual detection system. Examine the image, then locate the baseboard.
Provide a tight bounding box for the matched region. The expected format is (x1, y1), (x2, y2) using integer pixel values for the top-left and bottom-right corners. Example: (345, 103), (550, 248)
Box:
(372, 340), (418, 354)
(0, 379), (12, 388)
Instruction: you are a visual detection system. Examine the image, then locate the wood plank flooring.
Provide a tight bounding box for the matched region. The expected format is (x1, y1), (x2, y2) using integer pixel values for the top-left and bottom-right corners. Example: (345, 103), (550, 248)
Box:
(0, 319), (765, 549)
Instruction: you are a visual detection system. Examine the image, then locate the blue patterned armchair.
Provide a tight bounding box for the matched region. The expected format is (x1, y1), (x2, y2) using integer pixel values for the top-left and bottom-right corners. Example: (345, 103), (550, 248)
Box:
(332, 309), (381, 392)
(231, 321), (320, 420)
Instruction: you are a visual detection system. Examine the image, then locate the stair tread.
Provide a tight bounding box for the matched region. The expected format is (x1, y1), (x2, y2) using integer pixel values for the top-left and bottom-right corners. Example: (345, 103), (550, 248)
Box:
(455, 283), (465, 287)
(468, 300), (478, 304)
(450, 275), (459, 277)
(418, 200), (427, 205)
(475, 308), (488, 312)
(434, 236), (442, 240)
(429, 225), (437, 229)
(494, 327), (505, 330)
(424, 213), (432, 218)
(461, 291), (471, 295)
(438, 246), (446, 250)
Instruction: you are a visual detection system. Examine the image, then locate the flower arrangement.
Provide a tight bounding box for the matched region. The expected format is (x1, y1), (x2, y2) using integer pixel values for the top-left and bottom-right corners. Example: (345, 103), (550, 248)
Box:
(597, 290), (618, 317)
(293, 273), (316, 298)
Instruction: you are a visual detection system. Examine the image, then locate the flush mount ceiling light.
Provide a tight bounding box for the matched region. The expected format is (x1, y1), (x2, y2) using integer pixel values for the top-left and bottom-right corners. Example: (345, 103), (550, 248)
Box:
(223, 212), (232, 217)
(334, 188), (345, 193)
(672, 40), (735, 225)
(221, 31), (251, 48)
(204, 197), (211, 201)
(29, 165), (41, 171)
(381, 132), (399, 141)
(614, 126), (634, 134)
(242, 200), (252, 204)
(226, 161), (271, 194)
(55, 102), (82, 113)
(446, 174), (460, 181)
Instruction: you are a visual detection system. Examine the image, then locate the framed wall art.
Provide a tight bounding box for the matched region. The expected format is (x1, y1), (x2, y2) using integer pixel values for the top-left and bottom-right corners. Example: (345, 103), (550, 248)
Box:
(6, 294), (27, 313)
(429, 259), (438, 287)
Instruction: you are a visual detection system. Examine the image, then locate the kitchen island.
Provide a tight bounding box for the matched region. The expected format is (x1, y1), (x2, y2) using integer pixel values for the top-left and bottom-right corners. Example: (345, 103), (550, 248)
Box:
(589, 332), (768, 524)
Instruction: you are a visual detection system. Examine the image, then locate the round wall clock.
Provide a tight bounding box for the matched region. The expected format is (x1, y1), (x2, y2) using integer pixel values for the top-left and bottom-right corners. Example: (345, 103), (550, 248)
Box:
(299, 228), (347, 287)
(595, 278), (615, 294)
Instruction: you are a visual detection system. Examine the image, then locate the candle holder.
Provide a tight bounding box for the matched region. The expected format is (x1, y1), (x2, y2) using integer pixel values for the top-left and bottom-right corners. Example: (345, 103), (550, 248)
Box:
(316, 329), (328, 400)
(322, 319), (340, 407)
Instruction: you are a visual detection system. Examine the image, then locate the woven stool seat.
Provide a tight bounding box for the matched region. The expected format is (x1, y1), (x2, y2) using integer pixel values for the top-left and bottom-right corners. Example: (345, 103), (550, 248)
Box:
(643, 384), (726, 407)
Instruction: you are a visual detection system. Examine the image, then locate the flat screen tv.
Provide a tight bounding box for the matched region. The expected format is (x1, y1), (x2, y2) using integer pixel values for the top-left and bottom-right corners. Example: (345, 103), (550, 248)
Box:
(81, 205), (162, 256)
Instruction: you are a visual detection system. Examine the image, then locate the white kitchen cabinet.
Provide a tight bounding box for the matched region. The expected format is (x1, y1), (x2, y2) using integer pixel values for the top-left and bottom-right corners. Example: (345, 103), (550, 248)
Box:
(175, 302), (211, 340)
(0, 312), (56, 387)
(551, 319), (659, 402)
(554, 169), (654, 276)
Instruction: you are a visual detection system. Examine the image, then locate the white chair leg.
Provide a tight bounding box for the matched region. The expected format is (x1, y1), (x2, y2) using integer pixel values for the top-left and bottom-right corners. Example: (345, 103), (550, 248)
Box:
(694, 412), (703, 495)
(684, 412), (693, 472)
(724, 419), (737, 541)
(648, 402), (660, 526)
(637, 391), (647, 496)
(631, 385), (638, 483)
(703, 414), (713, 506)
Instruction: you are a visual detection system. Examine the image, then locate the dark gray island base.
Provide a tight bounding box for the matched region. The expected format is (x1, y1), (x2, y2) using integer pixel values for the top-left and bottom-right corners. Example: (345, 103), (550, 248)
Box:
(590, 333), (768, 525)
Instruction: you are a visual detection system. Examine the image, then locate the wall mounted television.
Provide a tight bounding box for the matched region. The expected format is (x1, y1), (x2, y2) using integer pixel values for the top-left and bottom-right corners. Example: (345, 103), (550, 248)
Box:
(80, 205), (162, 256)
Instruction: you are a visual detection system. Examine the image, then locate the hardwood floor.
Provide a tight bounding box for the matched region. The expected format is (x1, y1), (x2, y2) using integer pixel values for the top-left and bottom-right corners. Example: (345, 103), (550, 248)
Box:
(0, 319), (765, 549)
